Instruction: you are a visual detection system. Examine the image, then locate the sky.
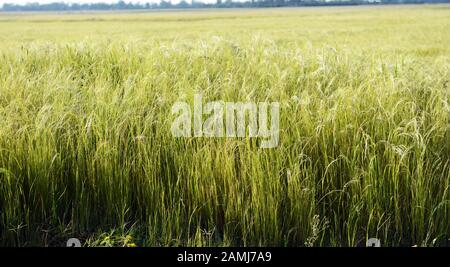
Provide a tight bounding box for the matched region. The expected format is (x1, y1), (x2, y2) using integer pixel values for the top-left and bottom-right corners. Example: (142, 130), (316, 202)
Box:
(0, 0), (221, 6)
(0, 0), (114, 4)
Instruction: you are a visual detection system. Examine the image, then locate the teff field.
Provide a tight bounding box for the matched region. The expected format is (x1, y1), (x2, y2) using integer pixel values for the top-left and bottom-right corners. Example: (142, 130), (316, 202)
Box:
(0, 5), (449, 247)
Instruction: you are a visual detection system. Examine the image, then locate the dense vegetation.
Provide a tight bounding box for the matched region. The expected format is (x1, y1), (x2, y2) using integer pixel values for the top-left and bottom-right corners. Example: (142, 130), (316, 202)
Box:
(1, 0), (449, 12)
(0, 6), (449, 246)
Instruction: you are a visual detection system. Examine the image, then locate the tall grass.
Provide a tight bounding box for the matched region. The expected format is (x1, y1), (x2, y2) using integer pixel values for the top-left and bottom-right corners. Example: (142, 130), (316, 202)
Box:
(0, 8), (449, 246)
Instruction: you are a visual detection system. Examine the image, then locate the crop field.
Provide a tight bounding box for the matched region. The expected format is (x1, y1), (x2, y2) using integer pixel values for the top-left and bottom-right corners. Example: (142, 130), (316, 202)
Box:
(0, 5), (449, 247)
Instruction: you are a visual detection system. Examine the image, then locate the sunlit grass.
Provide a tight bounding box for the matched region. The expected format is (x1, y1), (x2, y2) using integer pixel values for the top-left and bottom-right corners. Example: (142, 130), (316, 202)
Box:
(0, 5), (449, 246)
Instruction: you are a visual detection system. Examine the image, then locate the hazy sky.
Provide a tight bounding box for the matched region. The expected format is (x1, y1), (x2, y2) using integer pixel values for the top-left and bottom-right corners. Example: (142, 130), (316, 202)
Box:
(0, 0), (221, 6)
(0, 0), (115, 4)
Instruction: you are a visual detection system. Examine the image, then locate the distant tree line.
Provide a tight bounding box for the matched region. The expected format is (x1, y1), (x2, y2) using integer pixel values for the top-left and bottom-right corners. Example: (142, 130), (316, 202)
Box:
(1, 0), (448, 12)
